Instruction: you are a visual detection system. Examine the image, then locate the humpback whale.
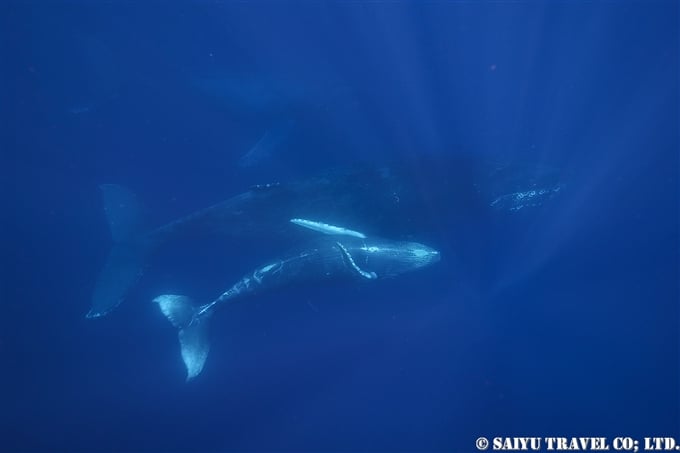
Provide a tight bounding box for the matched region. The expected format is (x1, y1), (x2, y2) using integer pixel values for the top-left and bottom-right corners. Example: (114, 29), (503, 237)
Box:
(88, 167), (410, 318)
(153, 219), (440, 380)
(89, 158), (564, 319)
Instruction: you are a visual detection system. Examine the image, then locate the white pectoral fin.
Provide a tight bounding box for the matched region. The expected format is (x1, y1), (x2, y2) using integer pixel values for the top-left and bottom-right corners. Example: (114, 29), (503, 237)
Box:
(290, 218), (366, 239)
(336, 242), (377, 280)
(361, 269), (377, 280)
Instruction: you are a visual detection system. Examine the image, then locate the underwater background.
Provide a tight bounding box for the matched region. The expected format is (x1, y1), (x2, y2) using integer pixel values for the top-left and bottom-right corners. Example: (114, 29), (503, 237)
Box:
(3, 1), (678, 452)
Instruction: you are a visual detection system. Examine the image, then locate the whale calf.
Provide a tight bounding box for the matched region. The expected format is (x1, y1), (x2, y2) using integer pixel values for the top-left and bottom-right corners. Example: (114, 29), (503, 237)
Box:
(154, 219), (440, 380)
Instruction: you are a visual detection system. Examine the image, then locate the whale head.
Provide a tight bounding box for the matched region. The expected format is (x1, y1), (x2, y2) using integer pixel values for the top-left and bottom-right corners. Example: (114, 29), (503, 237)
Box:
(358, 240), (440, 277)
(400, 241), (441, 270)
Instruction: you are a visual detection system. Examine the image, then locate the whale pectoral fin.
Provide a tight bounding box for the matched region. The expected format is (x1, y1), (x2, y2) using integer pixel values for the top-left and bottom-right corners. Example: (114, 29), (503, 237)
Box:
(290, 218), (366, 239)
(361, 270), (378, 280)
(336, 241), (377, 280)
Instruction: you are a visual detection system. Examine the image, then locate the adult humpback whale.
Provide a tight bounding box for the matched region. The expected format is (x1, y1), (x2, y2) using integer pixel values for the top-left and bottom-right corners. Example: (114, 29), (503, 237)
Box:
(88, 166), (411, 318)
(154, 219), (441, 380)
(89, 158), (564, 318)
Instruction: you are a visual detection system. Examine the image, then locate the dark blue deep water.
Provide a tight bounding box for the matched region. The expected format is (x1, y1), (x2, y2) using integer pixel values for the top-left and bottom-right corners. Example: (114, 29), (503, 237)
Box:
(3, 1), (678, 452)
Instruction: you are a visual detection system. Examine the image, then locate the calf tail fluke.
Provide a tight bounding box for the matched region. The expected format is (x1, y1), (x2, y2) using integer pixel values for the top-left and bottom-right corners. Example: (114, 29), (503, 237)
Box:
(153, 295), (211, 381)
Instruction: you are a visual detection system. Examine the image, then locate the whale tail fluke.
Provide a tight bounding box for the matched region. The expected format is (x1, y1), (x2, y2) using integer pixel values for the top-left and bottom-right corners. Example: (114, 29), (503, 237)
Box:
(87, 184), (151, 319)
(154, 295), (211, 381)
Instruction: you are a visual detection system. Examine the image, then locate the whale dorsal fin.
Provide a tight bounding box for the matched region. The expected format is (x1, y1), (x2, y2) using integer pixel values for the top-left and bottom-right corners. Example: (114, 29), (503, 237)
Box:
(336, 241), (377, 280)
(290, 218), (366, 239)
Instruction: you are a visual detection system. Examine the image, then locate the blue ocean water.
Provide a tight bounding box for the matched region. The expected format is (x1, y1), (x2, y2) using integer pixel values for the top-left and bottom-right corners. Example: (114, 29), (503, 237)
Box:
(3, 1), (678, 452)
